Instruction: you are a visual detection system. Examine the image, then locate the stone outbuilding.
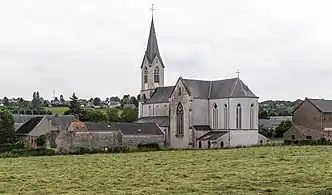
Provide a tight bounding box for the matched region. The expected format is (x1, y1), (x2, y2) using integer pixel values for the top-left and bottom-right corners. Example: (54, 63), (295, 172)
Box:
(55, 122), (165, 152)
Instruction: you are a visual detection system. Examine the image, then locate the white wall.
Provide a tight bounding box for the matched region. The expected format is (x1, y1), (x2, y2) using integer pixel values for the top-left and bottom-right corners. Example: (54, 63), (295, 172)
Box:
(229, 130), (258, 146)
(228, 98), (259, 130)
(192, 99), (209, 125)
(198, 133), (230, 149)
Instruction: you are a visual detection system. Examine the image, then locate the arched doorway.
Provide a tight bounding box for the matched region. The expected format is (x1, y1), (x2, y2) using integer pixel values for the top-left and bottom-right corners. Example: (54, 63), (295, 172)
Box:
(198, 141), (202, 149)
(220, 141), (224, 148)
(260, 140), (263, 145)
(208, 141), (211, 149)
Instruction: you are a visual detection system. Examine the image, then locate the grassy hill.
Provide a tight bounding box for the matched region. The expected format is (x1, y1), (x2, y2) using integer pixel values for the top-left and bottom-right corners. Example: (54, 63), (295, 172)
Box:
(1, 146), (332, 194)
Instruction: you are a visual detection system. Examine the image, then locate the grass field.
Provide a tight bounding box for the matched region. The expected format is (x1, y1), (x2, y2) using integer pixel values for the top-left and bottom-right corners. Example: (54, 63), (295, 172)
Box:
(45, 107), (69, 115)
(45, 107), (111, 115)
(1, 146), (332, 195)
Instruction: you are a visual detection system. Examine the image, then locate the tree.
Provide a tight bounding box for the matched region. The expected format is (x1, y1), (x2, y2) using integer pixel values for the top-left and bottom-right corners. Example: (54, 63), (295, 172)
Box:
(130, 96), (138, 107)
(54, 97), (59, 102)
(80, 109), (108, 122)
(120, 108), (138, 122)
(258, 106), (268, 119)
(110, 96), (120, 102)
(0, 108), (15, 144)
(68, 93), (80, 115)
(93, 97), (101, 106)
(275, 120), (292, 138)
(32, 91), (41, 109)
(60, 95), (65, 103)
(3, 97), (9, 107)
(121, 95), (130, 106)
(107, 108), (120, 122)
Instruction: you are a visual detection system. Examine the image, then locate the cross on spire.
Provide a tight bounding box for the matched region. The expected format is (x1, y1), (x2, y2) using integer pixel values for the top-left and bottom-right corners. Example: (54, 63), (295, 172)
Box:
(150, 4), (155, 16)
(236, 69), (240, 78)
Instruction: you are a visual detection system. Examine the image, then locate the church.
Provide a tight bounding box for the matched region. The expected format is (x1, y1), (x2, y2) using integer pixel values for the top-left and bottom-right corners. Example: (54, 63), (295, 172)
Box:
(135, 15), (262, 149)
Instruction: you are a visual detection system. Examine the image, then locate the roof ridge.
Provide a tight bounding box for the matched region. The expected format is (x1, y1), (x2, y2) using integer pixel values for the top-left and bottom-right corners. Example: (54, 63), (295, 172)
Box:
(230, 78), (239, 96)
(208, 81), (213, 99)
(238, 79), (248, 96)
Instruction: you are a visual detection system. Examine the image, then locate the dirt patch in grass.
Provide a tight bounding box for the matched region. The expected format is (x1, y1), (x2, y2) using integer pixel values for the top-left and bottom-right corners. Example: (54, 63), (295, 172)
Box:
(1, 146), (332, 194)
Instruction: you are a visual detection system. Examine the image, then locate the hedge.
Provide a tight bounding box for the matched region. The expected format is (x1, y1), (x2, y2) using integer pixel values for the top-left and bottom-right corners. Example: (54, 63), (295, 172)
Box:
(0, 143), (25, 153)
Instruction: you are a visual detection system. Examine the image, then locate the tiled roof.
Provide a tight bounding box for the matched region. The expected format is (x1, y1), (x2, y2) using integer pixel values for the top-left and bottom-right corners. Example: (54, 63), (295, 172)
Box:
(145, 86), (174, 103)
(181, 77), (257, 99)
(16, 116), (44, 135)
(135, 116), (169, 127)
(84, 122), (164, 135)
(197, 131), (229, 141)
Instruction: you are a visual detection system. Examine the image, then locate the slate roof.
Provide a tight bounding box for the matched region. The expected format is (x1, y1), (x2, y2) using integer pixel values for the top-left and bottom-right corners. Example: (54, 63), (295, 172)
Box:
(16, 116), (44, 135)
(141, 17), (164, 67)
(182, 77), (257, 99)
(197, 131), (229, 141)
(84, 122), (164, 135)
(135, 116), (169, 127)
(14, 114), (43, 123)
(193, 125), (212, 131)
(307, 98), (332, 113)
(259, 119), (283, 129)
(145, 86), (174, 103)
(45, 115), (77, 131)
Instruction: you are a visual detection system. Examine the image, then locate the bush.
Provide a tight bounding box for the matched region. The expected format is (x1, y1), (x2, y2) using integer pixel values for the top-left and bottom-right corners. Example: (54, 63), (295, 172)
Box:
(36, 136), (46, 147)
(0, 143), (25, 153)
(137, 143), (160, 151)
(0, 147), (56, 158)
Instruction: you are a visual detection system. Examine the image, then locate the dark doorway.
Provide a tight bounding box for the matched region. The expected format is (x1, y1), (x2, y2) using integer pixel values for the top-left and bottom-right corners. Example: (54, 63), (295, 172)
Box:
(198, 141), (202, 149)
(208, 141), (211, 149)
(220, 141), (224, 148)
(260, 140), (263, 144)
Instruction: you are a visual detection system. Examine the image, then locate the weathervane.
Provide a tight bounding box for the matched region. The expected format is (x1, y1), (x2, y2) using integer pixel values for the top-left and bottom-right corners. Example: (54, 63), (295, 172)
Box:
(236, 69), (240, 78)
(150, 4), (155, 16)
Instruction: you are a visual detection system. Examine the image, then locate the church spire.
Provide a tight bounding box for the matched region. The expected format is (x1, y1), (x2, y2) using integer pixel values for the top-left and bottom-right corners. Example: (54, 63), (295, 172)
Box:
(145, 16), (160, 63)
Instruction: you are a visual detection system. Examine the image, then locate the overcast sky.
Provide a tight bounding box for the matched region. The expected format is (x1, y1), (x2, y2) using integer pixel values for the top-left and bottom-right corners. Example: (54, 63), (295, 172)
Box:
(0, 0), (331, 101)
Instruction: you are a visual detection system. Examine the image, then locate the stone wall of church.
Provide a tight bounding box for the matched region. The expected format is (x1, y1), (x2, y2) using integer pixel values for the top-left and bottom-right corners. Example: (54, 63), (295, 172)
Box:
(229, 130), (258, 146)
(141, 56), (164, 90)
(141, 102), (169, 117)
(169, 79), (192, 148)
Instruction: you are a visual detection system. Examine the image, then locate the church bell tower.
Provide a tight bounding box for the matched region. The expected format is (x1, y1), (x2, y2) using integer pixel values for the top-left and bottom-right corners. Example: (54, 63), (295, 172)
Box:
(138, 6), (165, 118)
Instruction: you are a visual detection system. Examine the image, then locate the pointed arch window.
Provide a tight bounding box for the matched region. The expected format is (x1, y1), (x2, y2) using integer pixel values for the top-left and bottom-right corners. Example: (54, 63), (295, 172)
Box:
(250, 103), (255, 129)
(212, 103), (218, 129)
(144, 67), (148, 83)
(224, 104), (228, 129)
(154, 66), (159, 83)
(236, 103), (242, 129)
(176, 103), (184, 136)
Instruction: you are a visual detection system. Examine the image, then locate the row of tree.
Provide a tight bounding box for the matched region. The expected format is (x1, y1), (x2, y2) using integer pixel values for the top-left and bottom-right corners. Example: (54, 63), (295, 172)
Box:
(65, 93), (138, 122)
(259, 120), (292, 138)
